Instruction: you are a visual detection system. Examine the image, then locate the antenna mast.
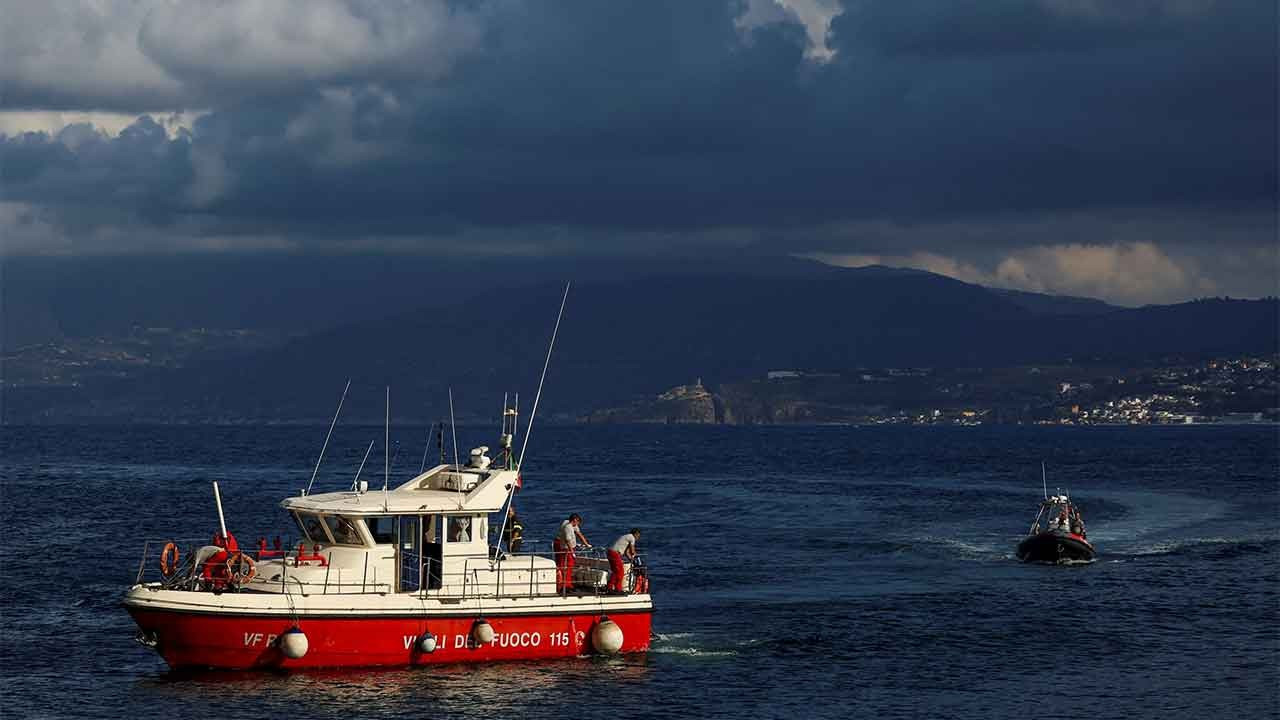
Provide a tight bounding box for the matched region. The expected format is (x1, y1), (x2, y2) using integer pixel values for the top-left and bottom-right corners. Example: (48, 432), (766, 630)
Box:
(494, 284), (569, 561)
(500, 394), (519, 470)
(437, 422), (446, 465)
(449, 388), (463, 508)
(351, 439), (375, 491)
(305, 379), (350, 496)
(1042, 461), (1048, 500)
(384, 387), (391, 511)
(516, 282), (570, 471)
(419, 418), (434, 474)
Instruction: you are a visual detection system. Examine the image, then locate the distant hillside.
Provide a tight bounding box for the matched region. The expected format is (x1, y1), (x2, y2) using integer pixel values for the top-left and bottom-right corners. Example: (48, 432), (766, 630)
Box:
(990, 288), (1118, 316)
(0, 252), (837, 347)
(4, 261), (1276, 423)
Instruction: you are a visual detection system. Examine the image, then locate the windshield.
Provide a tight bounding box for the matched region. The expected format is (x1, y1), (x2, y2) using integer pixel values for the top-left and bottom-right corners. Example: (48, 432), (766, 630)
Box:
(1045, 501), (1082, 533)
(294, 512), (331, 544)
(325, 515), (364, 545)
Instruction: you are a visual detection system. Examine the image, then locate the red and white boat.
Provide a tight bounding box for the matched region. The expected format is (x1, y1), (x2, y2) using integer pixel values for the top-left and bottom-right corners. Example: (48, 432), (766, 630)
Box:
(125, 428), (652, 669)
(125, 290), (653, 670)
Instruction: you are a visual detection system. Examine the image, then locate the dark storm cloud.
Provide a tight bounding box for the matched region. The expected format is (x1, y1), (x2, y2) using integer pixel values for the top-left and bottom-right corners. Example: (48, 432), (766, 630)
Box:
(1, 0), (1275, 302)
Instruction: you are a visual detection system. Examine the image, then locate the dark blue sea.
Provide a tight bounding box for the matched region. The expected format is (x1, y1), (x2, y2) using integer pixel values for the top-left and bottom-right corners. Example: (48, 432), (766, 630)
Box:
(2, 424), (1277, 719)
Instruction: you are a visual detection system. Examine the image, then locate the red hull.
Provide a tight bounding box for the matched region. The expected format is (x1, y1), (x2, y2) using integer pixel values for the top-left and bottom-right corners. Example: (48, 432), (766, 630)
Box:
(129, 608), (651, 669)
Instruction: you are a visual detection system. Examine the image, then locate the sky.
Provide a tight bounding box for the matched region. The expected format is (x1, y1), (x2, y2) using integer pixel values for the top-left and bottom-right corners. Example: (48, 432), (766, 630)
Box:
(1, 0), (1276, 306)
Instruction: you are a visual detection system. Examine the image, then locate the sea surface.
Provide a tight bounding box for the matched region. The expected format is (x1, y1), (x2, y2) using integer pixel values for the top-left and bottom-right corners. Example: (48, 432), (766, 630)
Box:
(1, 424), (1277, 719)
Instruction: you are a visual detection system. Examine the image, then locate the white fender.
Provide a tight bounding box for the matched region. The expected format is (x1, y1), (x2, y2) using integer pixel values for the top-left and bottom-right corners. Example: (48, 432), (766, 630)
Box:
(279, 627), (309, 659)
(591, 617), (623, 655)
(472, 619), (495, 645)
(418, 632), (437, 653)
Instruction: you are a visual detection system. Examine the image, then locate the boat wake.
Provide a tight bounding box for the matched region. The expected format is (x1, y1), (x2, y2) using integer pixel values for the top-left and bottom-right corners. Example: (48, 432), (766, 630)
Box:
(1121, 535), (1274, 560)
(649, 632), (738, 657)
(1021, 556), (1097, 567)
(906, 535), (1008, 562)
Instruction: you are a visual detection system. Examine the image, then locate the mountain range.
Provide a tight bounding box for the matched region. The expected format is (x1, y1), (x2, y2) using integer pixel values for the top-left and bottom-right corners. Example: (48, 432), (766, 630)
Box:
(3, 256), (1276, 423)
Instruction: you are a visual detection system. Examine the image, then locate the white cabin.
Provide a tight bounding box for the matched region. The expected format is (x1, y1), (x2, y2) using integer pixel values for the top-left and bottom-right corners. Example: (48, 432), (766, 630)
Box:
(243, 450), (559, 598)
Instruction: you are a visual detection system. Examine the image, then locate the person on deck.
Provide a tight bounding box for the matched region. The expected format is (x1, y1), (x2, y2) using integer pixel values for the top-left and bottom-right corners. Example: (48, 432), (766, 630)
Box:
(554, 513), (590, 592)
(1071, 510), (1086, 537)
(505, 507), (524, 553)
(1053, 508), (1069, 532)
(607, 529), (640, 594)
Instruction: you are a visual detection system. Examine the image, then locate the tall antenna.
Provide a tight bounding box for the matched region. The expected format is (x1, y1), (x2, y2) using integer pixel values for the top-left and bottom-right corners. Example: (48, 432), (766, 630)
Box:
(499, 395), (518, 470)
(305, 379), (350, 496)
(385, 387), (390, 489)
(351, 439), (375, 491)
(419, 421), (432, 474)
(516, 281), (570, 471)
(449, 389), (461, 468)
(1041, 461), (1048, 500)
(449, 388), (462, 508)
(437, 422), (446, 465)
(494, 285), (569, 562)
(384, 386), (391, 511)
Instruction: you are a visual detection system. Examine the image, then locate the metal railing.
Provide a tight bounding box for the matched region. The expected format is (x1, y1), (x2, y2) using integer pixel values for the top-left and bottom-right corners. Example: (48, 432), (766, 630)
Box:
(133, 539), (646, 599)
(134, 536), (305, 590)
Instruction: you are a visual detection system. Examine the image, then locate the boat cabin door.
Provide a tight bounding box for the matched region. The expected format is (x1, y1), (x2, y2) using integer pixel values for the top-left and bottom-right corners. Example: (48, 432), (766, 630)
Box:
(422, 515), (444, 590)
(398, 516), (421, 592)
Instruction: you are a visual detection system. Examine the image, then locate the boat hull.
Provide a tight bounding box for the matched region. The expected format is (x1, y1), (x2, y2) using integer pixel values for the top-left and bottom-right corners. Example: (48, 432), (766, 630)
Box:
(1016, 532), (1095, 564)
(127, 599), (651, 669)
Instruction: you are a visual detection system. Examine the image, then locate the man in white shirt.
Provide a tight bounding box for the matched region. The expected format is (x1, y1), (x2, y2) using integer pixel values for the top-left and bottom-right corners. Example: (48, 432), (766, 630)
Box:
(554, 513), (590, 592)
(607, 529), (640, 594)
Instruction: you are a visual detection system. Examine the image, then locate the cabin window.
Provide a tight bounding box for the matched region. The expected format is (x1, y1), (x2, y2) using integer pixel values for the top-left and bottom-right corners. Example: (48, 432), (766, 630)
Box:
(366, 516), (396, 544)
(294, 512), (331, 543)
(448, 516), (473, 543)
(324, 515), (364, 546)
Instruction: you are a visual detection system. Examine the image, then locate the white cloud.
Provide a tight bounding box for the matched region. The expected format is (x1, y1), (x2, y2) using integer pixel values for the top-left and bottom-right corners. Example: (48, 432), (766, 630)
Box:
(0, 0), (481, 127)
(993, 242), (1208, 306)
(137, 0), (482, 91)
(0, 110), (203, 140)
(0, 1), (186, 109)
(811, 241), (1221, 306)
(736, 0), (844, 61)
(813, 250), (992, 284)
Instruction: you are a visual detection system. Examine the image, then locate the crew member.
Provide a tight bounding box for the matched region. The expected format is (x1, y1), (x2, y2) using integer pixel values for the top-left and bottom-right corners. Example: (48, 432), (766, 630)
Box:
(504, 506), (524, 553)
(202, 532), (240, 588)
(554, 513), (590, 593)
(607, 528), (640, 593)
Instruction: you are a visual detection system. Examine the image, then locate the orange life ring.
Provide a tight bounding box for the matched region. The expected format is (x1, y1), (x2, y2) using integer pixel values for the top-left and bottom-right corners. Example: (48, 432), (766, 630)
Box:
(225, 552), (257, 585)
(159, 542), (180, 577)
